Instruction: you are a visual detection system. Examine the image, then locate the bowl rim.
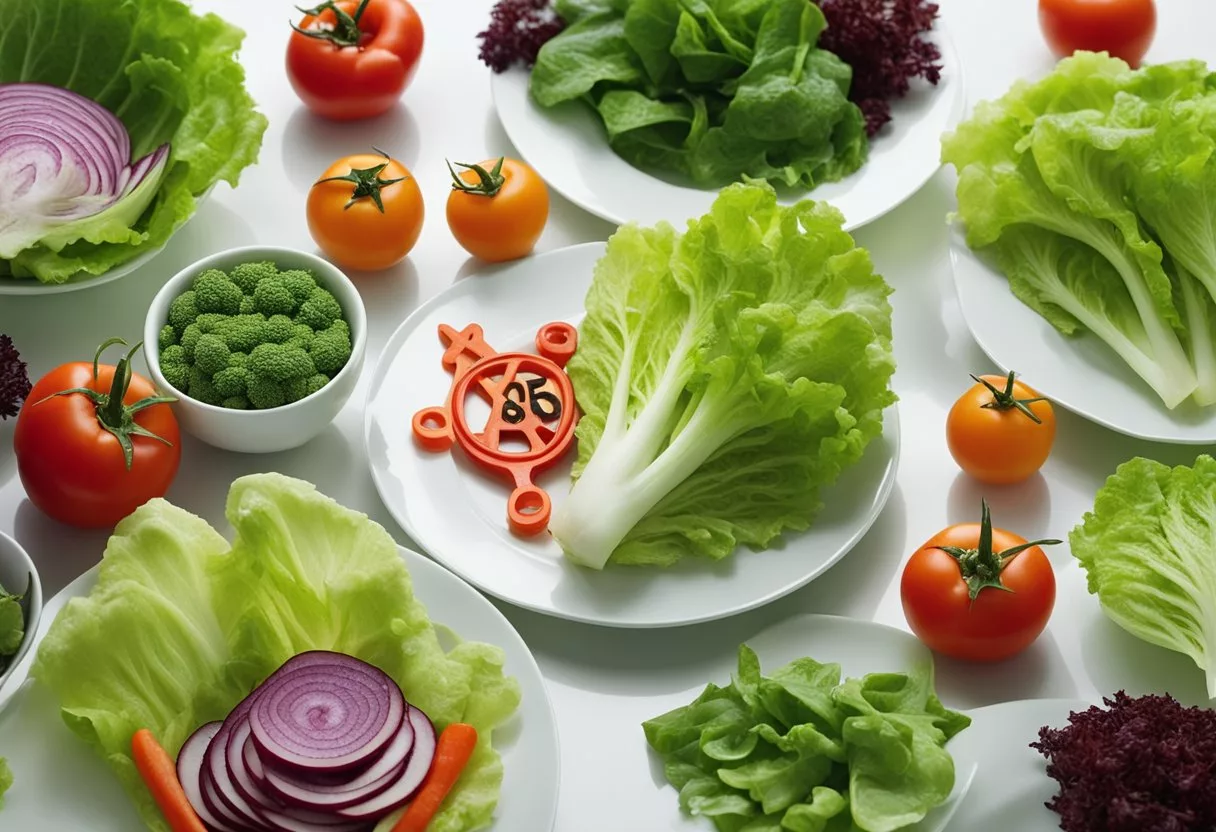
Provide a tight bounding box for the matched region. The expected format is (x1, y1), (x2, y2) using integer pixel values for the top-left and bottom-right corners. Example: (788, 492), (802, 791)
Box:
(142, 245), (367, 418)
(0, 530), (44, 683)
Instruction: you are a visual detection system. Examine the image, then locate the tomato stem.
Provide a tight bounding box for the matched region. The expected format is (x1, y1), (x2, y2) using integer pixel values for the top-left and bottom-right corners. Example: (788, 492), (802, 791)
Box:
(933, 499), (1061, 601)
(33, 339), (177, 472)
(973, 370), (1050, 424)
(290, 0), (371, 48)
(314, 150), (406, 213)
(447, 157), (506, 198)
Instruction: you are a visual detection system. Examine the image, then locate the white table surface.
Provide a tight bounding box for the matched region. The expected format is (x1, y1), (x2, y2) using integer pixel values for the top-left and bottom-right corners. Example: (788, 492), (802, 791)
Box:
(3, 0), (1216, 829)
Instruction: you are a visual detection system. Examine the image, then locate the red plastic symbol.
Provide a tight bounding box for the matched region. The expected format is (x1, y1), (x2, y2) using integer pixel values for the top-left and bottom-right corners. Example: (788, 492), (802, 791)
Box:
(412, 322), (579, 537)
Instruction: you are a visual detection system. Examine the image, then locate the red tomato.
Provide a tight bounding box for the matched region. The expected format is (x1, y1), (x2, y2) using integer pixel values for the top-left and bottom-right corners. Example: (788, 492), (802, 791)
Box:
(286, 0), (424, 121)
(1039, 0), (1156, 67)
(13, 340), (181, 529)
(901, 502), (1058, 662)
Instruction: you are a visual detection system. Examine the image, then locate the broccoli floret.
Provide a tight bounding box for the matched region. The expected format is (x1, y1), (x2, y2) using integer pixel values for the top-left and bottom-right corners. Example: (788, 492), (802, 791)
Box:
(249, 343), (316, 382)
(296, 287), (343, 331)
(239, 295), (257, 315)
(187, 366), (222, 405)
(222, 396), (250, 410)
(213, 366), (251, 398)
(265, 314), (295, 344)
(193, 269), (243, 315)
(285, 373), (330, 403)
(167, 290), (199, 333)
(159, 344), (189, 391)
(309, 321), (353, 375)
(215, 314), (267, 353)
(253, 278), (297, 316)
(180, 324), (203, 362)
(228, 351), (249, 369)
(195, 312), (230, 334)
(285, 323), (315, 351)
(194, 334), (231, 376)
(230, 261), (279, 295)
(158, 325), (177, 351)
(278, 269), (317, 302)
(247, 374), (286, 409)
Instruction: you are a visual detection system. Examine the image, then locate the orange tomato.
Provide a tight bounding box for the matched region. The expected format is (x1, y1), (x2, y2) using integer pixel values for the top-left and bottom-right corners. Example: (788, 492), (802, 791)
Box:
(445, 157), (549, 263)
(946, 372), (1055, 485)
(1038, 0), (1156, 67)
(307, 152), (424, 271)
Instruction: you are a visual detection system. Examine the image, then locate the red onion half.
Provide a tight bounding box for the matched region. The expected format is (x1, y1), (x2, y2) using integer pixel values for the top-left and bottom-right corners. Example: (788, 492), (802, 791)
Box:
(0, 83), (169, 258)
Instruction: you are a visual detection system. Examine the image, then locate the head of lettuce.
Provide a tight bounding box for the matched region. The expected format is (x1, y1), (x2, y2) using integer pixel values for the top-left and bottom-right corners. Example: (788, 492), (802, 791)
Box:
(0, 0), (268, 284)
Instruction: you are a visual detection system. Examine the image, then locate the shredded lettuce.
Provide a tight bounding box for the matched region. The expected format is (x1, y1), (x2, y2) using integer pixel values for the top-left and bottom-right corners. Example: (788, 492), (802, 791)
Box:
(1071, 455), (1216, 701)
(0, 0), (267, 283)
(31, 474), (520, 832)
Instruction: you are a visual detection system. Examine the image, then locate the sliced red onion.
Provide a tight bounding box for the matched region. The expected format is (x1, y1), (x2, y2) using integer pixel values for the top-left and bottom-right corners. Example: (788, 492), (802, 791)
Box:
(0, 83), (169, 258)
(177, 722), (240, 832)
(249, 653), (405, 775)
(204, 771), (253, 832)
(206, 698), (276, 831)
(334, 707), (437, 821)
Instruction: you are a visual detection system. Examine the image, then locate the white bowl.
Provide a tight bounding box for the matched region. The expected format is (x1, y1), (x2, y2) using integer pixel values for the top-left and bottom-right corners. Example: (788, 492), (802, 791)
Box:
(0, 531), (43, 692)
(143, 246), (367, 454)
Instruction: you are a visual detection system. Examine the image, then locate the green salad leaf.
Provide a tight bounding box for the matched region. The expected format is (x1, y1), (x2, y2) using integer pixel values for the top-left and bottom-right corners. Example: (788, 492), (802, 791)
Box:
(0, 0), (267, 283)
(31, 474), (521, 832)
(530, 0), (867, 189)
(941, 52), (1216, 409)
(1071, 454), (1216, 700)
(0, 757), (10, 810)
(643, 646), (969, 832)
(549, 181), (895, 569)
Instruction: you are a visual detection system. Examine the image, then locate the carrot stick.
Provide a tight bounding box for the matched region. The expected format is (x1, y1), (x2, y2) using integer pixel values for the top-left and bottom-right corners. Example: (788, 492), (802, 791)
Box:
(131, 729), (208, 832)
(392, 723), (479, 832)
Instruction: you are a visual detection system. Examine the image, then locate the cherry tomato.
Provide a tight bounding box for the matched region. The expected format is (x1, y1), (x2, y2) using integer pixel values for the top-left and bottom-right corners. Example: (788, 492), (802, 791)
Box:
(13, 339), (181, 529)
(1039, 0), (1156, 67)
(901, 501), (1058, 663)
(307, 151), (424, 271)
(446, 157), (549, 263)
(946, 371), (1055, 485)
(287, 0), (424, 121)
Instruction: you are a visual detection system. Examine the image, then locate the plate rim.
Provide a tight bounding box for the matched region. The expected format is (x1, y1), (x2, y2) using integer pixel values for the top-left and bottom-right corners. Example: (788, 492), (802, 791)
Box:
(0, 544), (561, 832)
(488, 18), (967, 232)
(363, 242), (903, 629)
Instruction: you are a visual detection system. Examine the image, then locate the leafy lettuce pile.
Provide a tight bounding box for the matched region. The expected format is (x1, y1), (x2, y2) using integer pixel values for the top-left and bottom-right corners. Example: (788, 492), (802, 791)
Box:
(0, 0), (268, 283)
(942, 52), (1216, 410)
(1071, 454), (1216, 700)
(529, 0), (869, 189)
(549, 181), (896, 569)
(643, 646), (970, 832)
(30, 474), (520, 832)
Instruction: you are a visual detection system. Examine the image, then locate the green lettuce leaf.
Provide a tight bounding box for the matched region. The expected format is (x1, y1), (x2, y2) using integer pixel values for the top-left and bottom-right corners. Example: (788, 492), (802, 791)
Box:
(1070, 455), (1216, 700)
(642, 645), (969, 832)
(31, 474), (520, 832)
(0, 0), (267, 283)
(550, 181), (895, 569)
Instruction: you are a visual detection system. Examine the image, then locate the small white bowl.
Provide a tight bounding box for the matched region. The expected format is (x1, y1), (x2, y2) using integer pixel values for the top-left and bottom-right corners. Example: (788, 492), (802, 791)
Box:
(0, 531), (43, 692)
(144, 246), (367, 454)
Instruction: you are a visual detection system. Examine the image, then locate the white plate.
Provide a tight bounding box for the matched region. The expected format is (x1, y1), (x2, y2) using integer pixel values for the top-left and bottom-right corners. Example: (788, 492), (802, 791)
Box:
(0, 188), (213, 296)
(365, 243), (900, 628)
(551, 614), (977, 832)
(947, 698), (1093, 831)
(0, 546), (560, 832)
(950, 232), (1216, 443)
(490, 23), (965, 231)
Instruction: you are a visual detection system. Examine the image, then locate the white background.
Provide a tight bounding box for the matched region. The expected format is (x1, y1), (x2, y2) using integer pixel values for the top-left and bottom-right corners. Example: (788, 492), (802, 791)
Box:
(2, 0), (1216, 828)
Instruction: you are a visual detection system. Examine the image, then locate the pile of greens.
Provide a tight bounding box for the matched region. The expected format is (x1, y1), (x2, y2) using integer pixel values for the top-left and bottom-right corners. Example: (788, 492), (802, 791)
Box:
(942, 52), (1216, 410)
(0, 576), (29, 674)
(31, 474), (520, 832)
(644, 646), (970, 832)
(1071, 454), (1216, 701)
(529, 0), (869, 189)
(0, 0), (267, 284)
(549, 181), (896, 569)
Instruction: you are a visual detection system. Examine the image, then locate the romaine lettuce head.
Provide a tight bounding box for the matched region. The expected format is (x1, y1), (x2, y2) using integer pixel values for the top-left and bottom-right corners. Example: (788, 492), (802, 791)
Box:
(0, 0), (267, 283)
(31, 474), (520, 832)
(1071, 455), (1216, 700)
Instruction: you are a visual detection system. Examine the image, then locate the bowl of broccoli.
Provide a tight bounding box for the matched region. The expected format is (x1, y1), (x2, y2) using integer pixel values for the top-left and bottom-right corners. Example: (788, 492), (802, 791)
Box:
(144, 246), (366, 453)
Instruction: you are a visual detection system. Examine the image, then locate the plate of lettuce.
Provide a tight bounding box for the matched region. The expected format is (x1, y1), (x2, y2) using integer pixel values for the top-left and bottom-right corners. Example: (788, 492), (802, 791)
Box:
(0, 474), (560, 832)
(366, 182), (899, 627)
(0, 0), (267, 293)
(945, 52), (1216, 443)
